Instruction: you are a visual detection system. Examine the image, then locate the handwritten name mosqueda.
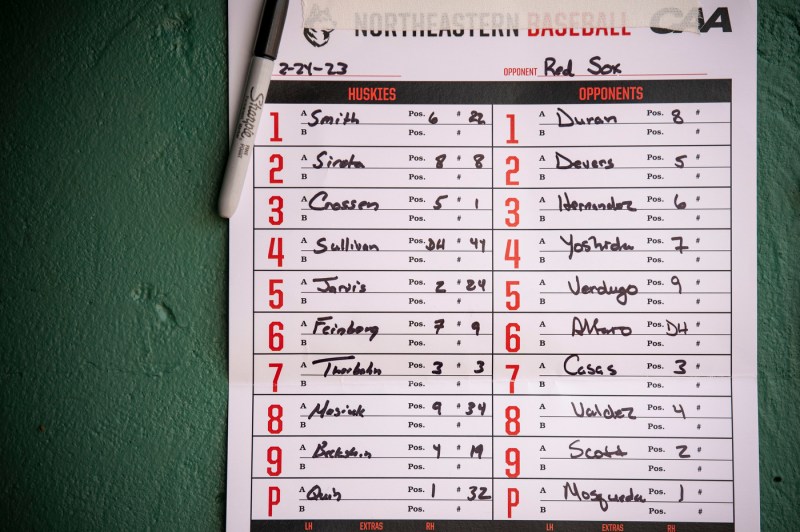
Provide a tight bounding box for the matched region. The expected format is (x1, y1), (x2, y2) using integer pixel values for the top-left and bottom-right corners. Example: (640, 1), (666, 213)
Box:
(563, 481), (646, 512)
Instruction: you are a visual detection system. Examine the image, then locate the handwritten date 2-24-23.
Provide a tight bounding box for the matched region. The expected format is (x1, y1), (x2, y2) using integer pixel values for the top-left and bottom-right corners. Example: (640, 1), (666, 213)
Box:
(279, 61), (348, 76)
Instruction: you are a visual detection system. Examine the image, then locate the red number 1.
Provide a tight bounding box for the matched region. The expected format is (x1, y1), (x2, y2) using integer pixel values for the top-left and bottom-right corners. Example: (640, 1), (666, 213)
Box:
(269, 112), (282, 142)
(506, 114), (518, 144)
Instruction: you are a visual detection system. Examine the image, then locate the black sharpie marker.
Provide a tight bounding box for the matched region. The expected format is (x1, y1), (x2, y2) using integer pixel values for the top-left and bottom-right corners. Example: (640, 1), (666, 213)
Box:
(219, 0), (289, 218)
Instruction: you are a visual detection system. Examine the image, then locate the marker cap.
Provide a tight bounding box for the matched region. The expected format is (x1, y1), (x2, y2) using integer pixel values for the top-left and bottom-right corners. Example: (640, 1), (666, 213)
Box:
(254, 0), (290, 60)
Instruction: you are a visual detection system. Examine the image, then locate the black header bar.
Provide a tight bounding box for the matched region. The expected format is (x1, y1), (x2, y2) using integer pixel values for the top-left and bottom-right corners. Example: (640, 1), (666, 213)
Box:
(266, 80), (731, 105)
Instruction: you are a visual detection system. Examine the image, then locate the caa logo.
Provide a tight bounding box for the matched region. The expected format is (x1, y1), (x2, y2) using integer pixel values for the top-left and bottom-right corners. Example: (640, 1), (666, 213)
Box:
(304, 5), (336, 47)
(651, 7), (732, 33)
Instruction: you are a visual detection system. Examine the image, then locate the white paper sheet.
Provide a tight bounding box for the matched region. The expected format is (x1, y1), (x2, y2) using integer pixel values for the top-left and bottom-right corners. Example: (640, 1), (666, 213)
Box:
(227, 1), (758, 530)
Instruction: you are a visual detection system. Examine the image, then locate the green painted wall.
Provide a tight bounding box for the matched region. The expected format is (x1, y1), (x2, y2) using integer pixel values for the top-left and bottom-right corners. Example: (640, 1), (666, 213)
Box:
(755, 1), (800, 525)
(0, 1), (796, 529)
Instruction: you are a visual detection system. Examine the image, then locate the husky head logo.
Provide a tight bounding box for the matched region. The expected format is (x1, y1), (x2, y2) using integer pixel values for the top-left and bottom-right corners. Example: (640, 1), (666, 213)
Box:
(304, 5), (336, 47)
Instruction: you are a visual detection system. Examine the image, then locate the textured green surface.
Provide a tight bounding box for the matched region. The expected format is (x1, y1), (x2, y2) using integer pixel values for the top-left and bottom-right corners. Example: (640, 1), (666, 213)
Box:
(0, 0), (797, 530)
(756, 0), (800, 526)
(0, 0), (229, 529)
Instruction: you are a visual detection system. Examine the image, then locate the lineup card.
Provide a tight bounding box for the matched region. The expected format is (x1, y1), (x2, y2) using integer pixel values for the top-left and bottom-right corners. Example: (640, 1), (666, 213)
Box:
(227, 2), (758, 531)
